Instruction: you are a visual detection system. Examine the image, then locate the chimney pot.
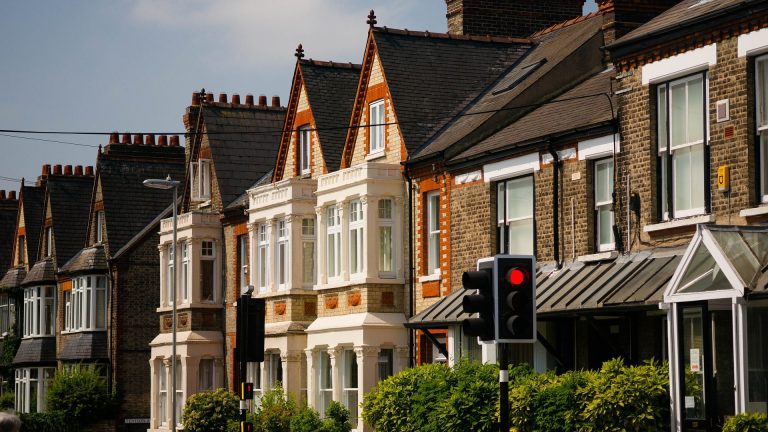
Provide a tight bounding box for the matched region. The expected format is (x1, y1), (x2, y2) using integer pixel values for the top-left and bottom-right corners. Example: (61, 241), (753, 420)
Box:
(133, 134), (143, 145)
(271, 96), (280, 107)
(170, 135), (180, 147)
(8, 191), (16, 200)
(205, 93), (214, 103)
(158, 135), (168, 147)
(53, 165), (62, 175)
(109, 132), (118, 144)
(145, 134), (156, 146)
(232, 94), (241, 105)
(258, 95), (267, 106)
(192, 92), (201, 105)
(41, 164), (51, 176)
(85, 166), (94, 176)
(63, 165), (73, 176)
(245, 94), (254, 106)
(0, 191), (6, 200)
(219, 93), (228, 103)
(74, 165), (83, 176)
(121, 133), (131, 144)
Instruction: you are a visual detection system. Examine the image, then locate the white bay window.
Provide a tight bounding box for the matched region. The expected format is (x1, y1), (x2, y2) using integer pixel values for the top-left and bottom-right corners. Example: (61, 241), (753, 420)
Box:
(200, 240), (215, 302)
(302, 218), (316, 286)
(257, 224), (268, 292)
(15, 367), (55, 413)
(327, 207), (341, 279)
(277, 220), (289, 290)
(318, 351), (333, 417)
(23, 286), (55, 337)
(342, 349), (359, 427)
(378, 199), (395, 277)
(67, 275), (107, 332)
(181, 242), (189, 304)
(349, 201), (364, 276)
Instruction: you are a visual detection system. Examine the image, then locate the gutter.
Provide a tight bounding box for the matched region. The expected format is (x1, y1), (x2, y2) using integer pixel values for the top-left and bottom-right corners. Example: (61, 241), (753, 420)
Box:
(403, 161), (416, 368)
(548, 142), (562, 270)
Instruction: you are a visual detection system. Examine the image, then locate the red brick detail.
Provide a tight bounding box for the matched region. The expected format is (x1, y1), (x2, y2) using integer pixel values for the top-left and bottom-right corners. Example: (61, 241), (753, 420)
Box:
(274, 301), (286, 316)
(325, 295), (338, 310)
(422, 281), (440, 298)
(233, 223), (248, 237)
(348, 291), (361, 306)
(381, 291), (394, 306)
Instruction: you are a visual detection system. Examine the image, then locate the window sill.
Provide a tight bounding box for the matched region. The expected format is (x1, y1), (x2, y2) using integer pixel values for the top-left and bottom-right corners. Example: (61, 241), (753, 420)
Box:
(418, 273), (441, 283)
(253, 288), (317, 298)
(577, 251), (618, 263)
(643, 214), (715, 233)
(61, 329), (106, 335)
(314, 277), (405, 291)
(365, 151), (386, 161)
(156, 302), (222, 312)
(739, 205), (768, 218)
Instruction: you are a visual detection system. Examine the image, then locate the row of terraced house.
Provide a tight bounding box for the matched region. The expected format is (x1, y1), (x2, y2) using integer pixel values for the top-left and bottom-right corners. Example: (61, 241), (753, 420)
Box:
(0, 1), (767, 432)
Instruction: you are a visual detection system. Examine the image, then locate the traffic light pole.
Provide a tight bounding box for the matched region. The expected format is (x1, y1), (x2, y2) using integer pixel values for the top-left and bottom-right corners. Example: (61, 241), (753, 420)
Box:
(499, 343), (509, 432)
(238, 294), (248, 426)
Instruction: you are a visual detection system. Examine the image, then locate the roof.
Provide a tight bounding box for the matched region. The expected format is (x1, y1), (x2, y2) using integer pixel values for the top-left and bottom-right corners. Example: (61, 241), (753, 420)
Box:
(451, 68), (616, 162)
(0, 266), (26, 291)
(0, 200), (18, 275)
(20, 184), (45, 266)
(346, 27), (532, 163)
(97, 142), (185, 257)
(411, 14), (605, 161)
(202, 104), (285, 207)
(299, 60), (361, 172)
(21, 257), (55, 285)
(59, 332), (108, 361)
(608, 0), (763, 54)
(225, 169), (273, 212)
(13, 338), (57, 365)
(45, 176), (94, 265)
(59, 244), (108, 275)
(110, 200), (174, 261)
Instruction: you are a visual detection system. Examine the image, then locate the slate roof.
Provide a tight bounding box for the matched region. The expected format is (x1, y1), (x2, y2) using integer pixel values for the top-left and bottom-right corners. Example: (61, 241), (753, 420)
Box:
(59, 244), (108, 275)
(357, 27), (532, 159)
(13, 338), (57, 365)
(59, 332), (108, 361)
(0, 200), (18, 275)
(299, 60), (361, 172)
(225, 169), (273, 212)
(22, 257), (55, 285)
(412, 14), (605, 161)
(44, 176), (94, 265)
(20, 185), (45, 266)
(202, 105), (286, 207)
(451, 68), (616, 162)
(97, 143), (185, 257)
(0, 267), (26, 291)
(609, 0), (761, 53)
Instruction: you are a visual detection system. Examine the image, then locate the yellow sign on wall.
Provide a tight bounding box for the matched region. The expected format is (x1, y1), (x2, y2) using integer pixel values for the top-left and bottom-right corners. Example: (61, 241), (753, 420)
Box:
(717, 165), (730, 192)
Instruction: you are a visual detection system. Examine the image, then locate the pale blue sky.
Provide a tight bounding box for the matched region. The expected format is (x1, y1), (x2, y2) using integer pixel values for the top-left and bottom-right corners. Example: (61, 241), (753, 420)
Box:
(0, 1), (597, 188)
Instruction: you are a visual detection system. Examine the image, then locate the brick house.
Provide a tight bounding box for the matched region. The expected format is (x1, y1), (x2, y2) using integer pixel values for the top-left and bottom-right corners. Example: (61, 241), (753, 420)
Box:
(12, 165), (94, 413)
(147, 92), (284, 432)
(57, 134), (185, 432)
(0, 189), (18, 393)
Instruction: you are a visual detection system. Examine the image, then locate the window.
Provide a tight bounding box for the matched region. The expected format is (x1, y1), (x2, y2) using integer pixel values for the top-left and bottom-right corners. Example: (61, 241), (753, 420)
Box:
(342, 349), (358, 427)
(257, 224), (268, 292)
(175, 359), (182, 427)
(426, 192), (440, 274)
(246, 361), (262, 404)
(200, 240), (215, 302)
(15, 367), (54, 413)
(377, 348), (394, 382)
(238, 235), (248, 289)
(349, 200), (364, 275)
(181, 242), (189, 303)
(496, 176), (534, 255)
(302, 218), (316, 286)
(369, 100), (385, 154)
(594, 158), (615, 251)
(167, 245), (174, 306)
(198, 358), (214, 391)
(191, 159), (211, 201)
(327, 207), (341, 279)
(318, 351), (333, 417)
(45, 227), (52, 257)
(0, 293), (13, 335)
(17, 236), (25, 265)
(158, 362), (167, 425)
(657, 73), (707, 220)
(22, 286), (55, 337)
(277, 220), (288, 290)
(378, 199), (394, 277)
(68, 275), (107, 332)
(299, 126), (311, 175)
(757, 55), (768, 202)
(96, 210), (104, 243)
(268, 352), (282, 389)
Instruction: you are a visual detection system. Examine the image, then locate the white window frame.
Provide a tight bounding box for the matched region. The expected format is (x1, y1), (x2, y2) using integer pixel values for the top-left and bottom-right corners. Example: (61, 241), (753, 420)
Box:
(239, 235), (248, 289)
(299, 125), (311, 175)
(0, 293), (12, 335)
(349, 200), (364, 276)
(317, 350), (333, 418)
(301, 218), (316, 287)
(166, 244), (174, 306)
(45, 227), (53, 257)
(326, 206), (341, 280)
(191, 159), (212, 201)
(181, 242), (189, 304)
(96, 210), (104, 243)
(268, 352), (282, 390)
(594, 158), (615, 252)
(15, 367), (55, 413)
(657, 73), (708, 220)
(756, 54), (768, 202)
(174, 359), (182, 429)
(426, 192), (440, 275)
(496, 176), (535, 255)
(246, 361), (263, 406)
(377, 348), (394, 382)
(64, 290), (72, 331)
(200, 240), (216, 303)
(68, 275), (107, 332)
(198, 358), (215, 391)
(22, 286), (55, 337)
(378, 199), (395, 278)
(158, 361), (167, 426)
(369, 99), (385, 154)
(257, 224), (269, 293)
(276, 220), (289, 291)
(342, 349), (359, 428)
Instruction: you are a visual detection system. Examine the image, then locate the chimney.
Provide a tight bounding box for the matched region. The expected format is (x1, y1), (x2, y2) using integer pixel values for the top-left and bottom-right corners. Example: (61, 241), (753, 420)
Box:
(53, 165), (62, 175)
(258, 95), (267, 106)
(41, 164), (51, 176)
(145, 134), (156, 146)
(232, 94), (241, 105)
(219, 93), (228, 103)
(133, 134), (143, 145)
(245, 94), (254, 106)
(192, 92), (201, 106)
(205, 93), (214, 103)
(8, 191), (16, 200)
(85, 166), (94, 176)
(170, 135), (180, 147)
(271, 96), (280, 107)
(445, 0), (585, 38)
(121, 133), (131, 144)
(74, 165), (83, 176)
(158, 135), (168, 147)
(108, 132), (118, 144)
(598, 0), (679, 45)
(0, 191), (6, 200)
(63, 165), (73, 176)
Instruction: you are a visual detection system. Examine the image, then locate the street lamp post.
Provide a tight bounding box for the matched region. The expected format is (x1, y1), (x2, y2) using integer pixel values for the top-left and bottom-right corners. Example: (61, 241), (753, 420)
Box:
(144, 176), (181, 431)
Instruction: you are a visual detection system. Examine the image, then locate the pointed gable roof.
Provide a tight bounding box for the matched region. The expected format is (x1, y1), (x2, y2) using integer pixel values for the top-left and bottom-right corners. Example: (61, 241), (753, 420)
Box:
(0, 195), (18, 275)
(341, 27), (532, 167)
(19, 184), (45, 266)
(43, 175), (95, 265)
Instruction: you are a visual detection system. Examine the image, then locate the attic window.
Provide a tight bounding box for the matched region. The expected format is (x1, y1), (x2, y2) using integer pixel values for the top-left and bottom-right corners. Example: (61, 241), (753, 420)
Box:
(96, 211), (105, 243)
(191, 159), (211, 202)
(491, 59), (547, 96)
(299, 126), (311, 175)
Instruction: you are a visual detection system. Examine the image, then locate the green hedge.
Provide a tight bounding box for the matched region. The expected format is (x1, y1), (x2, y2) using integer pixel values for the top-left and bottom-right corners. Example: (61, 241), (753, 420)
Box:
(20, 412), (79, 432)
(723, 413), (768, 432)
(46, 365), (117, 427)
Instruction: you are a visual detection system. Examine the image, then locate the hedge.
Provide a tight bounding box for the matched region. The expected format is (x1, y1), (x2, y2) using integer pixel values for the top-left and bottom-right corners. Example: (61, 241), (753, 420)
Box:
(723, 413), (768, 432)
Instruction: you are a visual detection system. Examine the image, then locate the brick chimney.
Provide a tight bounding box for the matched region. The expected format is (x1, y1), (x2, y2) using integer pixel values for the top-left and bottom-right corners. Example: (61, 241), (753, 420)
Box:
(598, 0), (679, 45)
(445, 0), (585, 38)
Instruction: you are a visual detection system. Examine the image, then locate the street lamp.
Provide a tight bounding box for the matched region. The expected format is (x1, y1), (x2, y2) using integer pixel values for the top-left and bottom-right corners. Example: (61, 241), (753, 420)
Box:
(144, 175), (181, 431)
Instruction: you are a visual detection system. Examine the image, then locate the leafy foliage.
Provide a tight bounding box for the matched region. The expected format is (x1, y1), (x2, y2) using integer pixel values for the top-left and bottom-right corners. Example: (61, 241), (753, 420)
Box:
(46, 365), (116, 426)
(0, 391), (15, 410)
(322, 400), (352, 432)
(289, 404), (324, 432)
(20, 411), (78, 432)
(253, 385), (296, 432)
(182, 388), (239, 432)
(722, 413), (768, 432)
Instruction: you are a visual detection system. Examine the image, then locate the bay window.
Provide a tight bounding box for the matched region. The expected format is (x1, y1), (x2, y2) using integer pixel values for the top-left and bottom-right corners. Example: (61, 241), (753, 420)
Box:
(69, 275), (107, 332)
(318, 351), (333, 417)
(175, 359), (182, 427)
(496, 176), (534, 255)
(342, 349), (358, 427)
(96, 210), (104, 243)
(158, 362), (167, 426)
(167, 245), (174, 305)
(757, 55), (768, 202)
(302, 218), (316, 286)
(378, 199), (394, 277)
(268, 352), (283, 389)
(181, 242), (189, 303)
(22, 286), (55, 337)
(369, 100), (385, 154)
(327, 207), (341, 279)
(238, 235), (248, 289)
(15, 367), (55, 413)
(0, 293), (13, 335)
(377, 348), (394, 382)
(200, 240), (215, 302)
(277, 220), (288, 290)
(257, 224), (268, 292)
(426, 192), (440, 274)
(198, 358), (214, 391)
(349, 201), (364, 275)
(246, 361), (263, 404)
(594, 158), (615, 251)
(191, 159), (211, 201)
(657, 73), (708, 220)
(299, 126), (311, 175)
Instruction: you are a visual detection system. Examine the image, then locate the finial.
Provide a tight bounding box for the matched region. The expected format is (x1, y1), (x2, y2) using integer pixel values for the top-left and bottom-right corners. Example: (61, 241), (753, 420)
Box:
(295, 44), (305, 59)
(367, 10), (377, 28)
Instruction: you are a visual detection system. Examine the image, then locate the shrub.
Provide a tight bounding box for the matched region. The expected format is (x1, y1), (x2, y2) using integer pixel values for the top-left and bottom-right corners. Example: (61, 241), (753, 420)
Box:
(253, 385), (296, 432)
(182, 388), (239, 432)
(322, 400), (352, 432)
(723, 413), (768, 432)
(0, 392), (15, 410)
(46, 365), (116, 426)
(289, 404), (323, 432)
(20, 411), (78, 432)
(434, 360), (500, 432)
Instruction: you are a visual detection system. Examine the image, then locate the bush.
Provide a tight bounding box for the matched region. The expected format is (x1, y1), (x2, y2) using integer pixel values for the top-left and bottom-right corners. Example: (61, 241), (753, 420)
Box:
(434, 361), (500, 432)
(20, 411), (78, 432)
(182, 388), (239, 432)
(322, 400), (352, 432)
(723, 413), (768, 432)
(289, 404), (323, 432)
(253, 385), (296, 432)
(46, 365), (116, 426)
(0, 392), (15, 410)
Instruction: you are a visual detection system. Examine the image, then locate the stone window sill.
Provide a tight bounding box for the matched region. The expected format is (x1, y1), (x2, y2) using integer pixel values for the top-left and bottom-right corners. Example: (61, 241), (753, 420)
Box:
(739, 205), (768, 218)
(577, 251), (618, 263)
(418, 272), (441, 283)
(644, 214), (715, 233)
(366, 151), (386, 161)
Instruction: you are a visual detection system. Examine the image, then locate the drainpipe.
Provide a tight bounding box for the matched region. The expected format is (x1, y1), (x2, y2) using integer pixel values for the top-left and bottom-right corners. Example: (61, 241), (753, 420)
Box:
(403, 163), (415, 368)
(548, 143), (561, 269)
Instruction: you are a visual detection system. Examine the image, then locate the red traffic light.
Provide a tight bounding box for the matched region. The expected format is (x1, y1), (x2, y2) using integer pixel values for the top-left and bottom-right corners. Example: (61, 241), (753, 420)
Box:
(507, 268), (527, 286)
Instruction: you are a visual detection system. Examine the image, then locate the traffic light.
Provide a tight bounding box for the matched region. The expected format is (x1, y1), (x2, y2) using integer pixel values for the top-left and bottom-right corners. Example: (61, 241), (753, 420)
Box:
(241, 382), (254, 400)
(461, 259), (494, 341)
(237, 295), (265, 363)
(495, 256), (536, 343)
(241, 421), (254, 432)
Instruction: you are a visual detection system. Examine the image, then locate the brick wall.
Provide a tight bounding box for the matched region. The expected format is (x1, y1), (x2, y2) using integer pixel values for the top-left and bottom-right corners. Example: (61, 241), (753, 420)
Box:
(445, 0), (585, 38)
(316, 283), (405, 318)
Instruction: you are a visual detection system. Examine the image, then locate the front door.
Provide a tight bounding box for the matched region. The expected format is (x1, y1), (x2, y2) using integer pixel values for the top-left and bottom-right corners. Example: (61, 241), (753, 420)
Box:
(678, 303), (735, 431)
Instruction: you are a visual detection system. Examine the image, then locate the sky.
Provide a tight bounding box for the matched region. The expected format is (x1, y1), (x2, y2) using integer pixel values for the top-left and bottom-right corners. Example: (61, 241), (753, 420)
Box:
(0, 1), (597, 190)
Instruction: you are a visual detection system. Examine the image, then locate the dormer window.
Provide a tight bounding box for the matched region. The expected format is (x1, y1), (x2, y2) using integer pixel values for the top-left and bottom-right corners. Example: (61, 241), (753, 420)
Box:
(191, 159), (212, 202)
(96, 211), (104, 243)
(18, 236), (25, 265)
(299, 126), (311, 175)
(45, 227), (53, 258)
(369, 100), (385, 154)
